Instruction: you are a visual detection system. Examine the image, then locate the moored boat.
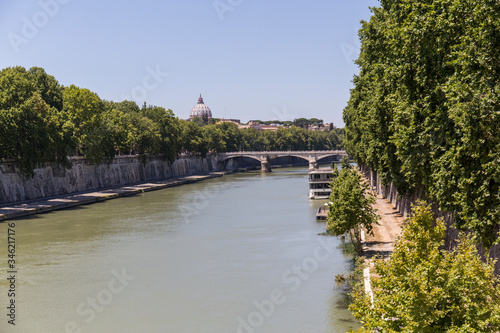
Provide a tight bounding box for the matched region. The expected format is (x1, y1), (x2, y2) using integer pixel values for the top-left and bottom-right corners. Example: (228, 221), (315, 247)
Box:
(308, 167), (333, 199)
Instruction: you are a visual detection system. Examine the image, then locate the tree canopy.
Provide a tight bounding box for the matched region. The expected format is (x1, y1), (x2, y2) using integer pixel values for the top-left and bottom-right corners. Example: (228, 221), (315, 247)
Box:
(343, 0), (500, 247)
(350, 203), (500, 332)
(0, 66), (70, 176)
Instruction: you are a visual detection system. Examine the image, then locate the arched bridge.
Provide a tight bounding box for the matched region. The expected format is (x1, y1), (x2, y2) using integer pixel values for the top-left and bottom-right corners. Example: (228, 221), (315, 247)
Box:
(217, 150), (348, 172)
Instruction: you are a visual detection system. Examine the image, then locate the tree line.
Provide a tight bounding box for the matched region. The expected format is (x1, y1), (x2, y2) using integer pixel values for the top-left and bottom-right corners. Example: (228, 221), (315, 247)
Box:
(0, 66), (343, 177)
(246, 118), (328, 128)
(343, 0), (500, 248)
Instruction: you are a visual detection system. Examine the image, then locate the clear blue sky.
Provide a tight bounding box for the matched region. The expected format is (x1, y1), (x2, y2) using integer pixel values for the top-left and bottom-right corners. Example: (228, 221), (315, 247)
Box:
(0, 0), (379, 126)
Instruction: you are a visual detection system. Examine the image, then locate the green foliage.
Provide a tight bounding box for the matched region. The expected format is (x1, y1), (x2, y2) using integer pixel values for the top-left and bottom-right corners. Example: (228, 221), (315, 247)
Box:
(0, 66), (70, 176)
(190, 115), (207, 127)
(294, 117), (322, 128)
(350, 203), (500, 332)
(327, 167), (378, 254)
(195, 123), (343, 153)
(179, 120), (208, 157)
(62, 85), (115, 165)
(141, 105), (181, 163)
(102, 102), (134, 155)
(343, 0), (500, 247)
(340, 156), (352, 170)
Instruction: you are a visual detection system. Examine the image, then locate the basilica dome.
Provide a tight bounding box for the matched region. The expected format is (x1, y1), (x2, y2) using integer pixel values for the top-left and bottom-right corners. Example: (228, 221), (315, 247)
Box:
(189, 94), (212, 120)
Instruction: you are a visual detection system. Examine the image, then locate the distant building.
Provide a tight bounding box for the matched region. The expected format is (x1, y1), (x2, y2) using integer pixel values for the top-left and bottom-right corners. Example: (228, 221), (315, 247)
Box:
(258, 125), (279, 131)
(189, 94), (212, 121)
(238, 121), (279, 131)
(217, 119), (241, 125)
(306, 123), (334, 131)
(308, 125), (325, 131)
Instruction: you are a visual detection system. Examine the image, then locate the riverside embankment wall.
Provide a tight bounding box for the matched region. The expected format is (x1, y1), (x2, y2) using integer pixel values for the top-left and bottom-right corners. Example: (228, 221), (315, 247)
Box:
(0, 155), (220, 205)
(360, 165), (500, 275)
(0, 153), (322, 205)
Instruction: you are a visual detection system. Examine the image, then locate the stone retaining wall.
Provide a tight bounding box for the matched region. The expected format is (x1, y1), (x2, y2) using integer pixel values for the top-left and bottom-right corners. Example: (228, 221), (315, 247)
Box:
(0, 155), (218, 204)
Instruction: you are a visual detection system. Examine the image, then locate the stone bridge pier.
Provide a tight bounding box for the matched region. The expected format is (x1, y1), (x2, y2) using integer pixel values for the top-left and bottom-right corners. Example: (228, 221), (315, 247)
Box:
(260, 158), (272, 173)
(308, 159), (317, 170)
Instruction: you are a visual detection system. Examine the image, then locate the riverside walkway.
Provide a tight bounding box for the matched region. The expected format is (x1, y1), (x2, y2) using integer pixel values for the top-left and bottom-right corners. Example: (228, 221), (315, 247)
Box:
(0, 173), (224, 221)
(358, 170), (404, 259)
(360, 176), (405, 304)
(364, 195), (404, 259)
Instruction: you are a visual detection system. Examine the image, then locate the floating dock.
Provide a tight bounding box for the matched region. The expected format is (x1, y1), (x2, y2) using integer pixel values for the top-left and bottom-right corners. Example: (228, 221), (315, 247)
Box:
(316, 203), (329, 220)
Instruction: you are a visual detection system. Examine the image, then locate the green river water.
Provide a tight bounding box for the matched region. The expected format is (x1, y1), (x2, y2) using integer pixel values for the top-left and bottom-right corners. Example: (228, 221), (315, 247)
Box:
(0, 167), (359, 333)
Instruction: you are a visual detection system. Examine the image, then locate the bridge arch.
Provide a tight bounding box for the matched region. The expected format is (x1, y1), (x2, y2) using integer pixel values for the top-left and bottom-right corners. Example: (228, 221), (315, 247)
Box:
(219, 155), (263, 163)
(217, 153), (271, 172)
(272, 154), (311, 164)
(315, 154), (343, 164)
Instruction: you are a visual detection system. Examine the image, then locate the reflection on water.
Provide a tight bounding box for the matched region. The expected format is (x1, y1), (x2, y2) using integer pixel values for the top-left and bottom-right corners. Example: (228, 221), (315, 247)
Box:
(0, 167), (359, 333)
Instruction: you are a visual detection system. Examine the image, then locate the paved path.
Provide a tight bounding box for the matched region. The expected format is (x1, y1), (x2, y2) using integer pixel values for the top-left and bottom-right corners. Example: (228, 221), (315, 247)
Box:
(0, 173), (225, 221)
(359, 174), (405, 303)
(364, 195), (404, 259)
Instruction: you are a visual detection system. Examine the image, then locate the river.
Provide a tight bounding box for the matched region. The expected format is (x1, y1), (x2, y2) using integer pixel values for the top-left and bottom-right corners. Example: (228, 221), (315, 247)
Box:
(0, 167), (359, 333)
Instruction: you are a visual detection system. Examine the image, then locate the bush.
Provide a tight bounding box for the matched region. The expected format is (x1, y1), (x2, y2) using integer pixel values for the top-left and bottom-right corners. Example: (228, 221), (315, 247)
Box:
(350, 203), (500, 332)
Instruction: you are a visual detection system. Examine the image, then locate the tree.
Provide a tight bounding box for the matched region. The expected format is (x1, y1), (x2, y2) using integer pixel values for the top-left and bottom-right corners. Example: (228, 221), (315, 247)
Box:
(62, 85), (114, 164)
(350, 203), (500, 332)
(102, 100), (137, 155)
(287, 125), (308, 150)
(141, 105), (182, 163)
(27, 67), (64, 110)
(133, 116), (162, 162)
(340, 156), (351, 170)
(190, 116), (206, 127)
(309, 117), (323, 127)
(178, 120), (207, 157)
(0, 66), (70, 176)
(203, 124), (227, 153)
(217, 122), (242, 152)
(240, 128), (260, 151)
(327, 165), (378, 254)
